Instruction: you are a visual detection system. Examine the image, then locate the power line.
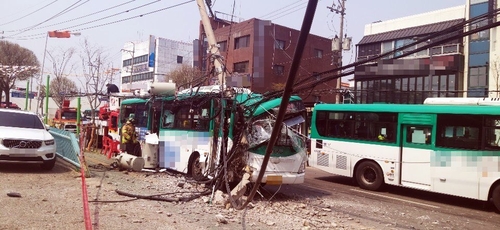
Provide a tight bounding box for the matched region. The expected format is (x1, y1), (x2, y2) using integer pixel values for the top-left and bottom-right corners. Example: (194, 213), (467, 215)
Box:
(259, 0), (303, 19)
(268, 4), (307, 21)
(66, 1), (195, 34)
(9, 0), (168, 40)
(5, 0), (137, 33)
(12, 0), (89, 37)
(0, 0), (59, 27)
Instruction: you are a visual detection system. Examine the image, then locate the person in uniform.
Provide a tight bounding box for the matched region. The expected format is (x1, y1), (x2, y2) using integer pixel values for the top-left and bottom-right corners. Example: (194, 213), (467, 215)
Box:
(121, 118), (140, 156)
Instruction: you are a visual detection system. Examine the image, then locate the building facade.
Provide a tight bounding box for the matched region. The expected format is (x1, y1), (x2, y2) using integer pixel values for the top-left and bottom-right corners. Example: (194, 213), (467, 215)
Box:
(120, 35), (194, 92)
(464, 0), (497, 97)
(354, 6), (466, 104)
(354, 0), (500, 104)
(197, 17), (338, 104)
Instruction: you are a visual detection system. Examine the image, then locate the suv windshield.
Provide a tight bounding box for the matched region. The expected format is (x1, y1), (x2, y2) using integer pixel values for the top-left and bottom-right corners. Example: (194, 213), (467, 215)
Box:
(0, 111), (45, 129)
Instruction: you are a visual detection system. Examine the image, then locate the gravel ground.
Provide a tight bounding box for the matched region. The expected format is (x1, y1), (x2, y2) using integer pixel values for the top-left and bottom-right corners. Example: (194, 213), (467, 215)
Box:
(0, 153), (386, 230)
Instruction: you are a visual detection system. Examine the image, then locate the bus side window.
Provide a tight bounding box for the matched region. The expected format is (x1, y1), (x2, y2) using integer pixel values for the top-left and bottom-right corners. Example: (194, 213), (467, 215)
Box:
(163, 110), (174, 128)
(406, 126), (432, 145)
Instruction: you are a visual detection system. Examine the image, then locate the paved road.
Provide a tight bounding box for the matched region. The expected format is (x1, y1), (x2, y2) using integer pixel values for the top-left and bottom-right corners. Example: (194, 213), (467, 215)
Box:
(261, 166), (500, 230)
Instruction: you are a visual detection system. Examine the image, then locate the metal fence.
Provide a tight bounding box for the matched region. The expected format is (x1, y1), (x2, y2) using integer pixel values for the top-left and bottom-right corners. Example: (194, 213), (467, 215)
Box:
(48, 128), (81, 168)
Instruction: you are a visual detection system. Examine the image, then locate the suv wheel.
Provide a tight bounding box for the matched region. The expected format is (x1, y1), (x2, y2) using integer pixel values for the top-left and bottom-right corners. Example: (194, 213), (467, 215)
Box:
(40, 158), (56, 170)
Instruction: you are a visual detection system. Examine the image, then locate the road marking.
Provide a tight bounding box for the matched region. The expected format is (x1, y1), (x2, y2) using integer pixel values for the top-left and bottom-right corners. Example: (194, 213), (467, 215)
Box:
(351, 189), (440, 209)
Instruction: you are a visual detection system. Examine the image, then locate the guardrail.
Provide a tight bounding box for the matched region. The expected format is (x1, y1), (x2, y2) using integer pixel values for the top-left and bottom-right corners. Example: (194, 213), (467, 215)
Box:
(48, 128), (80, 168)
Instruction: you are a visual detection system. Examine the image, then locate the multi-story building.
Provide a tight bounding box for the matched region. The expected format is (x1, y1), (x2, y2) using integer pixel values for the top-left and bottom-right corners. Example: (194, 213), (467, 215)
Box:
(465, 0), (496, 97)
(197, 17), (337, 104)
(354, 6), (466, 104)
(353, 0), (500, 104)
(120, 35), (194, 92)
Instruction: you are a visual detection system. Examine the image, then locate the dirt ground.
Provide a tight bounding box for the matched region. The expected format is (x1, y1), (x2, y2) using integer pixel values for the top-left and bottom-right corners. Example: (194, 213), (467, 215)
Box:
(0, 152), (386, 230)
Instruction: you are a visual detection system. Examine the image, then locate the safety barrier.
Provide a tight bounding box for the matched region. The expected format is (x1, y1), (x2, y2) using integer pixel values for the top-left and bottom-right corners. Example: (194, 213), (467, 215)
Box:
(48, 128), (81, 168)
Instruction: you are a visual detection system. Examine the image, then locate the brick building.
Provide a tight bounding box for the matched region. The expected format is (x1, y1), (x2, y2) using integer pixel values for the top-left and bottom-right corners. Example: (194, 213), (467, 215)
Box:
(198, 17), (338, 104)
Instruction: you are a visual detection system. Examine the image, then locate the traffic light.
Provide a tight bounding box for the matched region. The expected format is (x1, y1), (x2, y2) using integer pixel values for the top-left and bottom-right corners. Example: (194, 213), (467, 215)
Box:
(48, 31), (71, 38)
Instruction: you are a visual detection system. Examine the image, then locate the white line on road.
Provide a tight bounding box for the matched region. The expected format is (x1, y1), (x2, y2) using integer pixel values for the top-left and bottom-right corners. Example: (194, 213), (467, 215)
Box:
(351, 189), (441, 209)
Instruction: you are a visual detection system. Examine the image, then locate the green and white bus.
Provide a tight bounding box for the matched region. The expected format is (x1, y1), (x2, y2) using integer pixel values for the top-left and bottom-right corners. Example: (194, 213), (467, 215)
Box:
(309, 102), (500, 211)
(121, 85), (308, 185)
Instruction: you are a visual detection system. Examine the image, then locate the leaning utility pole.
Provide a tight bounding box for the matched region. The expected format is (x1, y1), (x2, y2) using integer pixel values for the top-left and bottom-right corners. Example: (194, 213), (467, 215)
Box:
(328, 0), (346, 103)
(197, 0), (225, 87)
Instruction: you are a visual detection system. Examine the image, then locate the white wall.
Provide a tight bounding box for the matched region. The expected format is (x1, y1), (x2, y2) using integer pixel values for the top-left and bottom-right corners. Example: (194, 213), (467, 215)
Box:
(364, 5), (466, 36)
(7, 96), (95, 119)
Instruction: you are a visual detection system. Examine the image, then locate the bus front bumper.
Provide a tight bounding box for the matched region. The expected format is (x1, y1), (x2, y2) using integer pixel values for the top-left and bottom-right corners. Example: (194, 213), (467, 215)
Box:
(250, 172), (305, 185)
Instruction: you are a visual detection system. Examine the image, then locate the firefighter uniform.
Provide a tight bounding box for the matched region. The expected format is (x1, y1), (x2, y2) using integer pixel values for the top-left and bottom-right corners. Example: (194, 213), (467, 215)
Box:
(121, 118), (140, 156)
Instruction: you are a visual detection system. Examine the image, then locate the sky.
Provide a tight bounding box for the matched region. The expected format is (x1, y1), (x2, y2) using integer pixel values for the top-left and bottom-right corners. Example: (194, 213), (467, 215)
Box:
(0, 0), (466, 89)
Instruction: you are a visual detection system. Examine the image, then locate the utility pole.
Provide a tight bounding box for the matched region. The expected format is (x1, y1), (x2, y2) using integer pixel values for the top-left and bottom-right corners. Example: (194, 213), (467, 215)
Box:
(197, 0), (225, 87)
(328, 0), (346, 104)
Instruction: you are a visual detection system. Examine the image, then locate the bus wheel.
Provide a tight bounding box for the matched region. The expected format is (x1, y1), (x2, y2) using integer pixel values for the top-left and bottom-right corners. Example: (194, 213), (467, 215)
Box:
(492, 184), (500, 212)
(355, 161), (384, 191)
(189, 153), (205, 181)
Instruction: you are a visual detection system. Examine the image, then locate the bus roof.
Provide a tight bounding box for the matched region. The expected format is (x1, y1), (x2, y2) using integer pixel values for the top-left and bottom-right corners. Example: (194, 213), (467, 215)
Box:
(314, 103), (500, 115)
(121, 98), (148, 105)
(251, 96), (302, 117)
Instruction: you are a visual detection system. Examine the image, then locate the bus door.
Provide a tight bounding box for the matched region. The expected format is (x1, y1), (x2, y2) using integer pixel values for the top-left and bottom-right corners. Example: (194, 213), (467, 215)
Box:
(399, 114), (434, 190)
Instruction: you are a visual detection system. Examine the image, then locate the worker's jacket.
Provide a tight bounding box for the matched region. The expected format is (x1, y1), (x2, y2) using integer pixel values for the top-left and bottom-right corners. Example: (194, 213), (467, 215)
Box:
(121, 123), (138, 144)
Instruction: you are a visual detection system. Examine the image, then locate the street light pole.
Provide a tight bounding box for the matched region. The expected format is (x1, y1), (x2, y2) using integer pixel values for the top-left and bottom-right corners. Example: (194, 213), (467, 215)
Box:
(37, 30), (81, 116)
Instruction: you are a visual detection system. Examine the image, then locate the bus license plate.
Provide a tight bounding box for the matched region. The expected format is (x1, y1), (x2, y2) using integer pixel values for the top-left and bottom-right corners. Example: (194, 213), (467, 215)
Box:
(266, 175), (283, 185)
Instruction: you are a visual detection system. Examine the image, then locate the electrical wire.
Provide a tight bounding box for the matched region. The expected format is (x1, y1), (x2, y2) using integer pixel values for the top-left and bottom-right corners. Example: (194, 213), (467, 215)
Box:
(268, 3), (308, 22)
(0, 0), (59, 27)
(9, 0), (189, 40)
(12, 0), (89, 37)
(5, 0), (137, 33)
(259, 0), (303, 19)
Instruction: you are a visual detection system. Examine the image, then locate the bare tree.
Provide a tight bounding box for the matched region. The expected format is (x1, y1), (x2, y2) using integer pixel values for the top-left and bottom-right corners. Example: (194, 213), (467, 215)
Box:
(271, 82), (285, 91)
(0, 41), (39, 104)
(164, 64), (201, 89)
(79, 39), (115, 117)
(79, 39), (115, 151)
(50, 77), (78, 107)
(46, 47), (76, 108)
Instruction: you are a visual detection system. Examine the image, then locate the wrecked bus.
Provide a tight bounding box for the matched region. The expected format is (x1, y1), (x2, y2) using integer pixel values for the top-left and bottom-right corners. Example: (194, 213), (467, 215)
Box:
(122, 85), (308, 186)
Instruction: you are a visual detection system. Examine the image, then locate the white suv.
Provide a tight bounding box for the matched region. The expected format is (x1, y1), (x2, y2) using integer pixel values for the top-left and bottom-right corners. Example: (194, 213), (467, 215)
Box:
(0, 109), (57, 170)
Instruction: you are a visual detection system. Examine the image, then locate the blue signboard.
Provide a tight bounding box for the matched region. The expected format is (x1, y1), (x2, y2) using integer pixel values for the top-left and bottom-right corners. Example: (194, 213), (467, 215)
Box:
(149, 52), (155, 67)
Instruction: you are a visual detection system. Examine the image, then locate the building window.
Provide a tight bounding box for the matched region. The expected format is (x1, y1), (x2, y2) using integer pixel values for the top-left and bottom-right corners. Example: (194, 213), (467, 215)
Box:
(469, 2), (490, 41)
(273, 65), (285, 75)
(177, 55), (183, 64)
(275, 40), (285, 50)
(315, 49), (323, 58)
(314, 95), (321, 102)
(218, 41), (227, 52)
(394, 38), (413, 57)
(313, 72), (320, 81)
(233, 61), (249, 73)
(468, 66), (488, 97)
(123, 59), (132, 67)
(234, 35), (250, 49)
(381, 41), (394, 59)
